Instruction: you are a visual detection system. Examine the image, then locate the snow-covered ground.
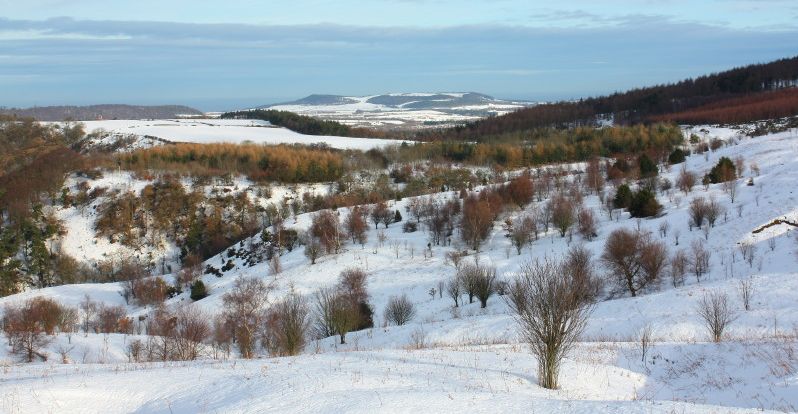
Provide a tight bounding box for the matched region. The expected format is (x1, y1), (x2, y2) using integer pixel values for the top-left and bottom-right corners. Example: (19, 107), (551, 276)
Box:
(2, 125), (798, 413)
(71, 119), (404, 150)
(264, 92), (534, 129)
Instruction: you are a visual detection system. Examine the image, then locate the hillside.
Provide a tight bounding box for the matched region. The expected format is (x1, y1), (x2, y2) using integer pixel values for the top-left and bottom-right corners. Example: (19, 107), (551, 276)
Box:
(0, 104), (204, 122)
(1, 121), (797, 412)
(421, 56), (798, 141)
(258, 92), (534, 129)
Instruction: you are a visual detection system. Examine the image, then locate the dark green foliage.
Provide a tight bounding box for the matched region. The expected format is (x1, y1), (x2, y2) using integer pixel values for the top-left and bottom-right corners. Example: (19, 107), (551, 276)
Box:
(638, 154), (658, 178)
(190, 280), (208, 301)
(629, 189), (662, 218)
(706, 157), (736, 184)
(221, 109), (353, 136)
(394, 210), (403, 223)
(614, 184), (633, 209)
(356, 302), (374, 331)
(668, 148), (687, 164)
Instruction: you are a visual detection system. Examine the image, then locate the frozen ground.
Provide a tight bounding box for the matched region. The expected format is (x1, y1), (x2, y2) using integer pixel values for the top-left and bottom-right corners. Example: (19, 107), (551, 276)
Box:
(72, 119), (404, 150)
(2, 125), (798, 413)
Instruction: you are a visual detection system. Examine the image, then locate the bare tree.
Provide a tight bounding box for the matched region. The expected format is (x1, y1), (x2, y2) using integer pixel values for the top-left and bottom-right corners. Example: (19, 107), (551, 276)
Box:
(677, 166), (696, 194)
(576, 208), (597, 241)
(705, 197), (723, 227)
(221, 277), (272, 358)
(446, 273), (463, 307)
(688, 197), (708, 230)
(384, 295), (416, 326)
(601, 229), (657, 297)
(640, 239), (668, 286)
(739, 242), (756, 268)
(507, 260), (593, 389)
(265, 291), (309, 356)
(690, 240), (711, 282)
(564, 245), (601, 304)
(2, 298), (63, 362)
(669, 249), (689, 287)
(696, 290), (737, 342)
(738, 279), (754, 311)
(473, 265), (497, 308)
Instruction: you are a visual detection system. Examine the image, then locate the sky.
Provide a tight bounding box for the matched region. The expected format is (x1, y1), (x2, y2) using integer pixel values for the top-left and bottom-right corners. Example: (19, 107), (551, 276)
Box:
(1, 0), (797, 111)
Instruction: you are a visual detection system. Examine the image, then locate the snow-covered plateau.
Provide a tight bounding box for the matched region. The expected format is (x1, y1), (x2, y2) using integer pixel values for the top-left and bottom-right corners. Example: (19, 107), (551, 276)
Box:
(2, 125), (798, 413)
(71, 119), (404, 151)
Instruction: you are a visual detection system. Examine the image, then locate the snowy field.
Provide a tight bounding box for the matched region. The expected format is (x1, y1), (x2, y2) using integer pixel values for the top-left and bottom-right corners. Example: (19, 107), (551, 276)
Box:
(73, 119), (404, 150)
(265, 92), (532, 129)
(2, 125), (798, 412)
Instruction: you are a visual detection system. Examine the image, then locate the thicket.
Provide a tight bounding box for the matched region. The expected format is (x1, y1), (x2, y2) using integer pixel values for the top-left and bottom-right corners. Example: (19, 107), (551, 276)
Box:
(118, 143), (345, 183)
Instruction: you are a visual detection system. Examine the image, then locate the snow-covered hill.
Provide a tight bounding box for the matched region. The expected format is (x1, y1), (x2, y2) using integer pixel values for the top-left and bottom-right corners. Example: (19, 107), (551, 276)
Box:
(1, 125), (798, 413)
(262, 92), (536, 129)
(72, 119), (403, 151)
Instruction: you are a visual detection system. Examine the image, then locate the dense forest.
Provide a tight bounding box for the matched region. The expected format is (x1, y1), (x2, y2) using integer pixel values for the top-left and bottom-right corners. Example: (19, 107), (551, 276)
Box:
(419, 56), (798, 142)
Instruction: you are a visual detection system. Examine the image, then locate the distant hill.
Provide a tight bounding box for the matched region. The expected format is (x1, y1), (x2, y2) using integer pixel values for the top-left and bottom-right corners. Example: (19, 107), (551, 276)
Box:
(265, 92), (528, 110)
(255, 92), (534, 130)
(0, 104), (204, 122)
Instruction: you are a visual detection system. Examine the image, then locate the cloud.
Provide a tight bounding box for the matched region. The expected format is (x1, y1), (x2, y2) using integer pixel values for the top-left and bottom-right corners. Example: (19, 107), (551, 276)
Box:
(0, 17), (796, 109)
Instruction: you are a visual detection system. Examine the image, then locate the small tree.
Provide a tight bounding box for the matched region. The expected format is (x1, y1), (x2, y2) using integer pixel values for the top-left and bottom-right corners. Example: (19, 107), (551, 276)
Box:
(2, 298), (66, 362)
(576, 208), (597, 241)
(266, 292), (309, 356)
(384, 295), (416, 326)
(676, 167), (696, 194)
(221, 277), (272, 358)
(446, 274), (463, 307)
(690, 240), (711, 282)
(507, 260), (593, 389)
(304, 237), (322, 265)
(190, 280), (208, 301)
(696, 290), (737, 342)
(473, 265), (497, 308)
(551, 194), (574, 237)
(344, 207), (368, 245)
(601, 229), (652, 297)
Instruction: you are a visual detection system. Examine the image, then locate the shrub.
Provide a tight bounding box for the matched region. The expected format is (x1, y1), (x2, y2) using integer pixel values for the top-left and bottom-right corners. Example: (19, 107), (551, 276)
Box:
(384, 295), (416, 326)
(706, 157), (736, 184)
(601, 229), (659, 297)
(613, 184), (633, 209)
(265, 292), (309, 356)
(507, 260), (593, 389)
(190, 280), (208, 301)
(221, 277), (272, 358)
(2, 297), (73, 362)
(668, 148), (687, 164)
(629, 188), (661, 218)
(696, 290), (737, 342)
(638, 154), (658, 178)
(402, 221), (418, 233)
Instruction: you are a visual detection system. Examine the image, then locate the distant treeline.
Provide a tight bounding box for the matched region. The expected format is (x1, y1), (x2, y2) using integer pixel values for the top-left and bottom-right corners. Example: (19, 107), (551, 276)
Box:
(418, 56), (798, 142)
(220, 109), (401, 139)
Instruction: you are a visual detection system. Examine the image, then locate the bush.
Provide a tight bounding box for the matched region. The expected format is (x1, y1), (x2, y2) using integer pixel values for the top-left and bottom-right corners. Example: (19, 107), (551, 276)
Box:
(628, 188), (662, 218)
(402, 221), (418, 233)
(265, 292), (309, 356)
(706, 157), (736, 184)
(638, 154), (658, 178)
(384, 295), (416, 326)
(613, 184), (633, 209)
(668, 148), (687, 164)
(507, 260), (593, 389)
(2, 297), (73, 362)
(190, 280), (209, 301)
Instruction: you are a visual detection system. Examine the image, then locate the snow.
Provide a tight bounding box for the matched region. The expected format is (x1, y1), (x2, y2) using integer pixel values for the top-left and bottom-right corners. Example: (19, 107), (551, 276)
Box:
(2, 125), (798, 412)
(70, 119), (404, 150)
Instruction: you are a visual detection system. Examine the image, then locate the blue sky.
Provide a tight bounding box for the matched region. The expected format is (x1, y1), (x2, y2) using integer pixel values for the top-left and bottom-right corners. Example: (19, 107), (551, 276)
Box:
(1, 0), (797, 110)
